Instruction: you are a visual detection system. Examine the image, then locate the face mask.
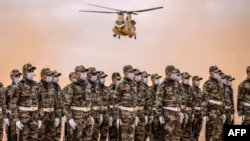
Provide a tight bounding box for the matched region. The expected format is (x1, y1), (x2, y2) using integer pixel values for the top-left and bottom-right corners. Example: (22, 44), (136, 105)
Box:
(26, 72), (35, 80)
(53, 77), (59, 83)
(217, 75), (221, 81)
(170, 73), (177, 80)
(116, 80), (122, 86)
(143, 77), (148, 84)
(195, 81), (200, 87)
(99, 78), (105, 84)
(45, 76), (52, 83)
(227, 81), (232, 86)
(220, 79), (226, 84)
(135, 75), (141, 82)
(176, 75), (182, 82)
(213, 73), (219, 80)
(128, 72), (134, 80)
(14, 77), (21, 83)
(90, 75), (97, 82)
(183, 79), (189, 85)
(80, 72), (87, 80)
(155, 79), (160, 85)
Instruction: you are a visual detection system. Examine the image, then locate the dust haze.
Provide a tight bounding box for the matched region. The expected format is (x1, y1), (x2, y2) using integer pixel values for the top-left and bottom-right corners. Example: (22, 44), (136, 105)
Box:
(0, 0), (250, 124)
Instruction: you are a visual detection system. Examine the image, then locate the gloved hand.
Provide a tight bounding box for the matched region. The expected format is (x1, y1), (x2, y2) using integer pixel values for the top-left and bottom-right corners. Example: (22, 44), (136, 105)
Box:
(202, 116), (209, 123)
(144, 116), (148, 125)
(88, 116), (95, 130)
(69, 118), (76, 129)
(148, 116), (153, 125)
(230, 114), (234, 121)
(222, 114), (226, 124)
(3, 118), (10, 128)
(184, 114), (189, 124)
(38, 120), (42, 129)
(16, 120), (24, 130)
(99, 114), (103, 126)
(61, 115), (67, 122)
(54, 118), (60, 127)
(116, 119), (122, 129)
(135, 116), (140, 126)
(240, 115), (245, 122)
(109, 117), (113, 127)
(159, 116), (165, 124)
(179, 112), (184, 124)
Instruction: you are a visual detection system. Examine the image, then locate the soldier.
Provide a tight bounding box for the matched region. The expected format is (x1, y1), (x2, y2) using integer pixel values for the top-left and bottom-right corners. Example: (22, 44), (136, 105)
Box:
(180, 72), (195, 141)
(108, 72), (121, 141)
(154, 65), (183, 141)
(5, 69), (21, 141)
(97, 71), (110, 141)
(237, 66), (250, 125)
(148, 73), (162, 141)
(114, 65), (138, 141)
(191, 75), (203, 141)
(51, 70), (66, 140)
(11, 63), (42, 141)
(201, 66), (226, 140)
(224, 75), (235, 125)
(87, 67), (103, 141)
(37, 68), (60, 141)
(1, 81), (8, 140)
(64, 65), (95, 141)
(134, 69), (148, 141)
(62, 72), (75, 141)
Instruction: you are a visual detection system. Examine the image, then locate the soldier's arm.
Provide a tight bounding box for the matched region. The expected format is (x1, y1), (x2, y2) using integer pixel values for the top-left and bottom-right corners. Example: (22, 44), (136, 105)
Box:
(37, 84), (44, 121)
(4, 86), (11, 115)
(0, 84), (7, 119)
(154, 85), (163, 117)
(146, 88), (153, 116)
(201, 82), (210, 117)
(114, 84), (121, 119)
(11, 84), (20, 121)
(144, 89), (150, 116)
(230, 89), (235, 114)
(237, 82), (245, 116)
(64, 85), (74, 119)
(53, 85), (60, 118)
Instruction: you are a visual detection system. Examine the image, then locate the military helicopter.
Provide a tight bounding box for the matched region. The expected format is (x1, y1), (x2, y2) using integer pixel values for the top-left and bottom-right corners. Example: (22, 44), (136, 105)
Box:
(79, 3), (163, 39)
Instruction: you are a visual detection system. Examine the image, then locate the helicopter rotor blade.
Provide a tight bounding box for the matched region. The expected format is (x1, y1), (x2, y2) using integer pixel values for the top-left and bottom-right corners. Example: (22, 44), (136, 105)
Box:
(130, 6), (164, 13)
(87, 3), (124, 12)
(79, 10), (118, 14)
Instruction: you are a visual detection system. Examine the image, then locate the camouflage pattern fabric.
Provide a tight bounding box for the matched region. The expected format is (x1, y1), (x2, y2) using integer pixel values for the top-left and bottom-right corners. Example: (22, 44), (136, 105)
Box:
(0, 83), (7, 140)
(114, 77), (137, 141)
(11, 78), (42, 141)
(223, 84), (234, 125)
(237, 78), (250, 125)
(192, 86), (203, 140)
(98, 82), (109, 141)
(201, 77), (225, 141)
(64, 79), (93, 141)
(154, 78), (182, 141)
(37, 80), (59, 141)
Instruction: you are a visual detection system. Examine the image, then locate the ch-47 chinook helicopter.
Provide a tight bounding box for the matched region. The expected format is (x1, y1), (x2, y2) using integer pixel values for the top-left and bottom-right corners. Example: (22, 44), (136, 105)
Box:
(79, 3), (163, 39)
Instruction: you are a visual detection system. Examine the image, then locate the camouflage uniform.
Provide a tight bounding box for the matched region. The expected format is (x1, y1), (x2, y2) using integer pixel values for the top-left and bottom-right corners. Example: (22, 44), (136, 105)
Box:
(180, 72), (195, 141)
(37, 68), (60, 141)
(64, 65), (93, 141)
(224, 75), (235, 125)
(108, 72), (121, 141)
(201, 66), (225, 141)
(97, 71), (110, 141)
(154, 65), (182, 141)
(237, 66), (250, 125)
(5, 69), (22, 141)
(62, 72), (75, 141)
(87, 67), (103, 141)
(52, 70), (64, 141)
(134, 69), (149, 141)
(114, 65), (137, 141)
(0, 82), (7, 140)
(191, 76), (203, 141)
(147, 73), (162, 141)
(11, 63), (42, 141)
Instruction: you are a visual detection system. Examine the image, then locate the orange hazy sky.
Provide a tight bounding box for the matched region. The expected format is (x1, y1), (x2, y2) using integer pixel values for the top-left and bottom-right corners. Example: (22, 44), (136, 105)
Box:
(0, 0), (249, 95)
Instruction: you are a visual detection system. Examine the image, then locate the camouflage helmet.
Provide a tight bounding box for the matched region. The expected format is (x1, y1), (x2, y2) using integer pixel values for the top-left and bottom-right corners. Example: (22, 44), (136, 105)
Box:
(22, 63), (36, 72)
(10, 69), (22, 76)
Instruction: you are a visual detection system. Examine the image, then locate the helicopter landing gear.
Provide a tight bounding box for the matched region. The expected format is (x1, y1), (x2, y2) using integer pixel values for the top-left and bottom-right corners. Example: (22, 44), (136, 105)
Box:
(118, 35), (120, 39)
(113, 34), (117, 37)
(129, 35), (132, 38)
(134, 36), (136, 39)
